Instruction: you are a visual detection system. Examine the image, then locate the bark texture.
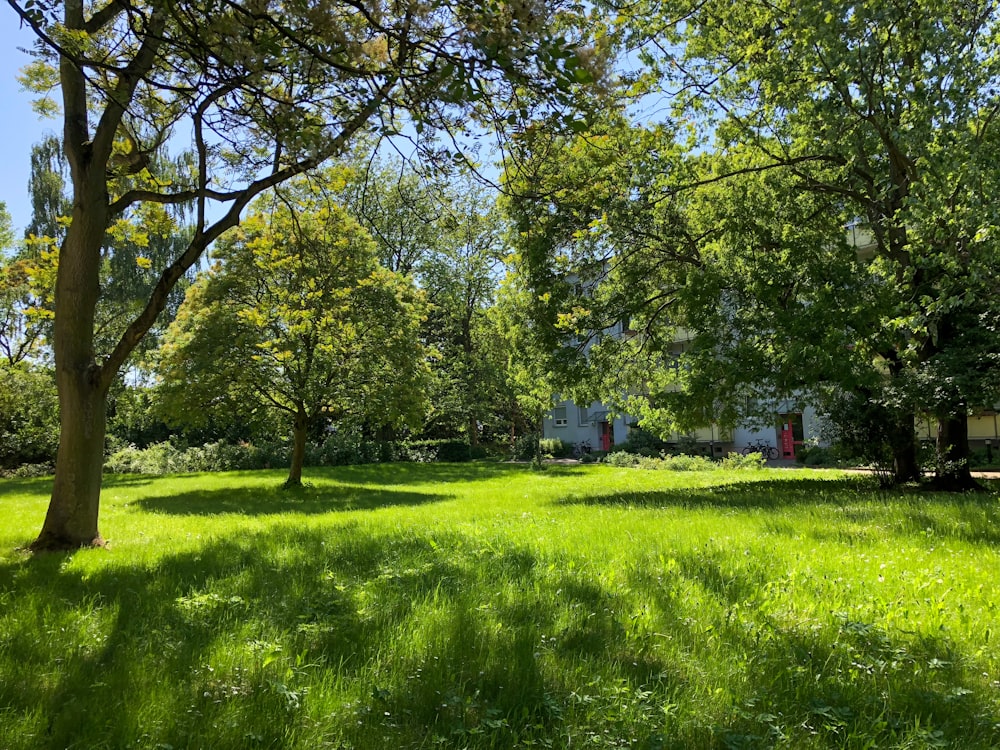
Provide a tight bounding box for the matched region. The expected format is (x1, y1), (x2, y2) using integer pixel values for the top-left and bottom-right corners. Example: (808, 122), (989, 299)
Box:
(930, 412), (984, 492)
(285, 408), (308, 487)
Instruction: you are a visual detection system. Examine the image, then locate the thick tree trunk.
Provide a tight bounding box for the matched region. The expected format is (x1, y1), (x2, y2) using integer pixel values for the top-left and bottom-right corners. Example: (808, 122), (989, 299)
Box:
(31, 191), (110, 550)
(33, 379), (109, 550)
(930, 412), (984, 491)
(286, 409), (308, 487)
(468, 416), (480, 447)
(893, 444), (920, 484)
(888, 414), (920, 484)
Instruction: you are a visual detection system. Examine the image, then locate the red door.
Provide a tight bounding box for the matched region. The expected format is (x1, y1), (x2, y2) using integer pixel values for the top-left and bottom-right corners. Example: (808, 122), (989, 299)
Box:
(781, 422), (795, 459)
(600, 422), (612, 451)
(778, 413), (804, 459)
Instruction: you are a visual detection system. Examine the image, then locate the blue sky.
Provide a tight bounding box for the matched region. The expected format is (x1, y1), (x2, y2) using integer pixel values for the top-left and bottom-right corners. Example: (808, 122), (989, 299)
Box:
(1, 13), (59, 236)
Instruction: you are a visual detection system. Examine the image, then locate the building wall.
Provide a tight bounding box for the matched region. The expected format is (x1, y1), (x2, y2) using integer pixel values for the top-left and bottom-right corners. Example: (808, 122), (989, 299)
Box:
(918, 413), (1000, 446)
(542, 399), (629, 451)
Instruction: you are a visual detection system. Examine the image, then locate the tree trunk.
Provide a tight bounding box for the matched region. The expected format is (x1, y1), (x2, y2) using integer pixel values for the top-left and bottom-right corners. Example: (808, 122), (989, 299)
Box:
(888, 413), (920, 484)
(286, 408), (308, 487)
(468, 416), (480, 447)
(32, 378), (109, 550)
(30, 97), (112, 550)
(31, 197), (110, 551)
(930, 412), (984, 491)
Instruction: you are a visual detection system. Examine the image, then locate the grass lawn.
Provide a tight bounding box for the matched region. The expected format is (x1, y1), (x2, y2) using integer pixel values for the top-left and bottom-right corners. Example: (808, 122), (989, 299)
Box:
(2, 463), (999, 749)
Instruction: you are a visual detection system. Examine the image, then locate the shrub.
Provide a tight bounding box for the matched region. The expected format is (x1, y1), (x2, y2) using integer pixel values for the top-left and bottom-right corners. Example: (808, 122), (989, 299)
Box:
(800, 446), (838, 466)
(395, 439), (472, 463)
(612, 428), (665, 456)
(308, 435), (386, 466)
(539, 438), (569, 457)
(510, 434), (538, 461)
(720, 452), (766, 471)
(2, 462), (55, 478)
(100, 435), (485, 476)
(0, 364), (59, 469)
(104, 439), (281, 474)
(604, 451), (643, 467)
(606, 450), (771, 472)
(436, 440), (472, 462)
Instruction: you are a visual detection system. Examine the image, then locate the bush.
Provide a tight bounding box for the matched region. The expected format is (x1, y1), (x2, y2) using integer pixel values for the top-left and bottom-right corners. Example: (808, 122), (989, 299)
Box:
(395, 439), (472, 463)
(308, 435), (386, 466)
(0, 364), (59, 469)
(101, 435), (483, 476)
(720, 451), (766, 471)
(799, 445), (838, 466)
(1, 461), (55, 478)
(657, 454), (716, 471)
(612, 428), (666, 456)
(605, 451), (643, 468)
(509, 434), (538, 461)
(104, 440), (282, 474)
(605, 451), (718, 471)
(820, 389), (909, 486)
(539, 438), (570, 458)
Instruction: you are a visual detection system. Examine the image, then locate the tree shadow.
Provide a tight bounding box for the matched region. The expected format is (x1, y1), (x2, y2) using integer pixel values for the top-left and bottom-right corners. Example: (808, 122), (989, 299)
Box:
(1, 521), (997, 749)
(131, 482), (452, 515)
(1, 472), (173, 497)
(310, 460), (582, 486)
(553, 476), (880, 510)
(627, 557), (1000, 749)
(0, 476), (55, 498)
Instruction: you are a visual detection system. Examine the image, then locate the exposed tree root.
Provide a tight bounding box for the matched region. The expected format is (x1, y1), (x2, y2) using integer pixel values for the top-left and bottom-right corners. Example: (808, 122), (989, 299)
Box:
(28, 531), (107, 553)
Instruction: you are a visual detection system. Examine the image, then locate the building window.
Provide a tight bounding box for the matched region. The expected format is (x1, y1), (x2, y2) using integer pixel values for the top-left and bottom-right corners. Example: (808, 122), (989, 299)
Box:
(553, 406), (568, 427)
(578, 405), (589, 425)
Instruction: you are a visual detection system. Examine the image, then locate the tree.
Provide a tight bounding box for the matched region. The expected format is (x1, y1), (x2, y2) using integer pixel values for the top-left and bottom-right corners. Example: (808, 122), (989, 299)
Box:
(0, 202), (60, 470)
(654, 0), (1000, 488)
(156, 186), (427, 487)
(418, 178), (512, 444)
(0, 201), (52, 367)
(504, 1), (1000, 488)
(8, 0), (605, 548)
(332, 157), (521, 442)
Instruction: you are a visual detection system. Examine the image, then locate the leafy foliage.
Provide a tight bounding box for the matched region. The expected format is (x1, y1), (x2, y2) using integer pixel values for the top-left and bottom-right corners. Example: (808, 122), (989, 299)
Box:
(334, 158), (520, 443)
(156, 184), (428, 483)
(0, 362), (59, 469)
(14, 0), (608, 547)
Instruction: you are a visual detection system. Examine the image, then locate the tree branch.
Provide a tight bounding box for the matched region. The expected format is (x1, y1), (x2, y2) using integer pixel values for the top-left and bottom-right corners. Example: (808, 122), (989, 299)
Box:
(98, 79), (398, 388)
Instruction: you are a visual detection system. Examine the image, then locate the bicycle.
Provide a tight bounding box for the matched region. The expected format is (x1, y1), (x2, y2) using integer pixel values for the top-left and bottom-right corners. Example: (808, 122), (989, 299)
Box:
(741, 439), (779, 460)
(572, 440), (592, 458)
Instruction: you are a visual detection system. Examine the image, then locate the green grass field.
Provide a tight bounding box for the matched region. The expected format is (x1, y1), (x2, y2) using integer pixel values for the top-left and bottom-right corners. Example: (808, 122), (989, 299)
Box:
(2, 463), (999, 749)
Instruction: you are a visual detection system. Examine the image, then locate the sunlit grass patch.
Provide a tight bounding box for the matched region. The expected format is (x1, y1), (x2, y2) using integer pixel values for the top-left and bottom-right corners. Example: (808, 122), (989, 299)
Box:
(1, 465), (999, 748)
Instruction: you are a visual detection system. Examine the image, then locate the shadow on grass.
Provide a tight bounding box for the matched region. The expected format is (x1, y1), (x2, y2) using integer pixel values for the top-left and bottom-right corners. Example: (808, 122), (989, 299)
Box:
(1, 520), (997, 749)
(0, 475), (55, 498)
(554, 476), (881, 510)
(557, 475), (1000, 547)
(131, 482), (452, 515)
(559, 474), (998, 505)
(308, 460), (582, 486)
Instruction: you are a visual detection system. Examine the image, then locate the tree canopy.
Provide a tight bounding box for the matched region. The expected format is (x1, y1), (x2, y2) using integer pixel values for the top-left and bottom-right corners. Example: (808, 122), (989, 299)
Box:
(502, 0), (1000, 487)
(156, 183), (428, 486)
(10, 0), (608, 549)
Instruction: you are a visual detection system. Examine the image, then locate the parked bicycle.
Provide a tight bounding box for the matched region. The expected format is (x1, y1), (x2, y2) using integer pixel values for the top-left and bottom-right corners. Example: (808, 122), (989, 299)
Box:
(741, 439), (779, 460)
(572, 440), (593, 458)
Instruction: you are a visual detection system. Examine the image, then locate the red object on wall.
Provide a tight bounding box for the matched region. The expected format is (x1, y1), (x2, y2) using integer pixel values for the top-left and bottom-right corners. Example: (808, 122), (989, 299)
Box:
(781, 422), (795, 458)
(600, 422), (612, 452)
